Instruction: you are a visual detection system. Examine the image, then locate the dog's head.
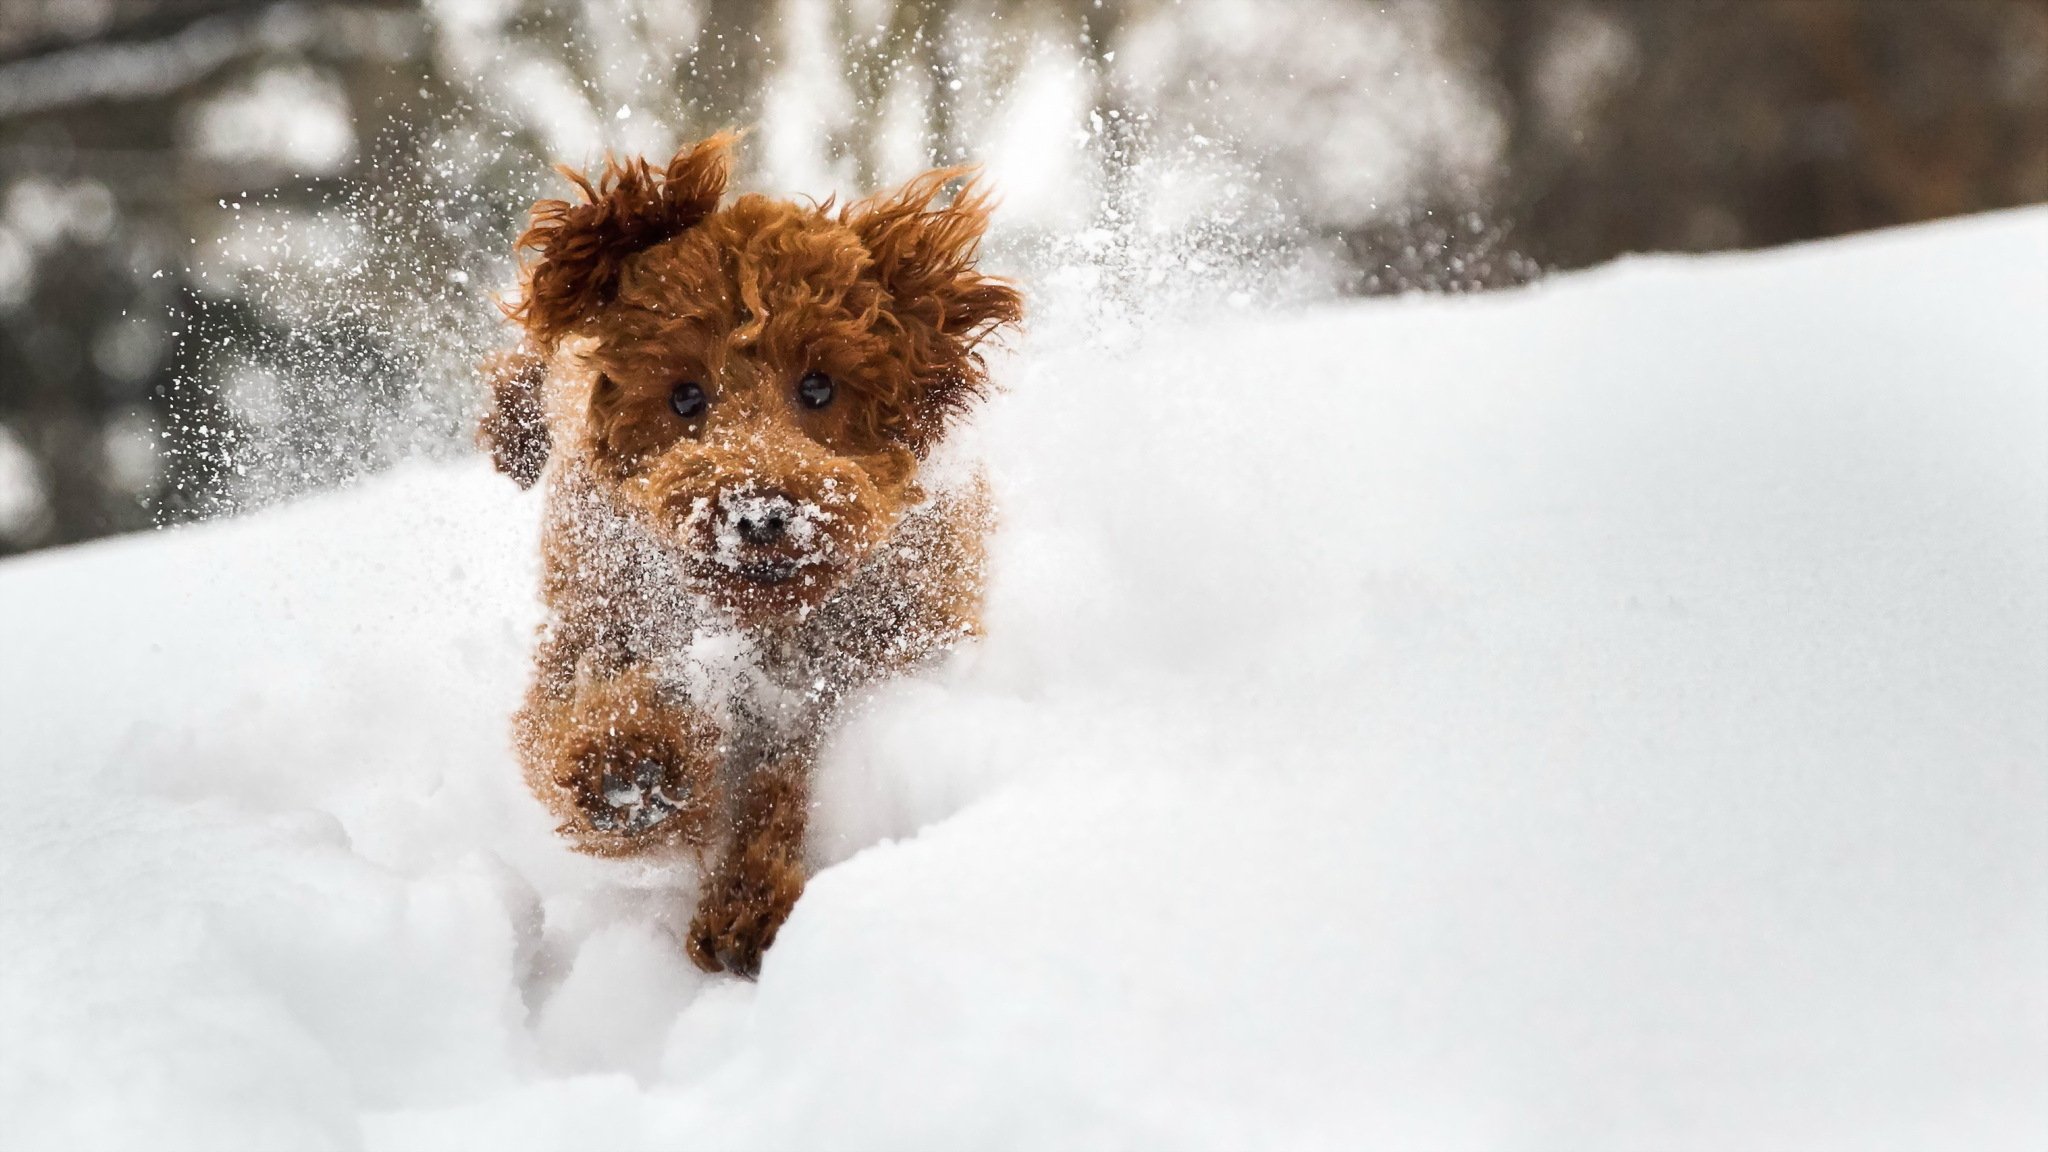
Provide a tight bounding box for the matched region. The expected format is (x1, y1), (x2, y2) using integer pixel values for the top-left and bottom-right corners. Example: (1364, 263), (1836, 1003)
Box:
(491, 134), (1021, 622)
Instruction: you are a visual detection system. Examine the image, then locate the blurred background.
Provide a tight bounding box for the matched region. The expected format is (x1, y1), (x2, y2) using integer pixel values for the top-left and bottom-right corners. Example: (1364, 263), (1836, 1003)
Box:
(1, 0), (2043, 556)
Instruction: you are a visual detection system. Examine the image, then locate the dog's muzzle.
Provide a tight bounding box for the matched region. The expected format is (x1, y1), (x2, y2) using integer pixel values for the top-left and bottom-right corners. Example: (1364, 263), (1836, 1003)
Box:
(688, 487), (844, 590)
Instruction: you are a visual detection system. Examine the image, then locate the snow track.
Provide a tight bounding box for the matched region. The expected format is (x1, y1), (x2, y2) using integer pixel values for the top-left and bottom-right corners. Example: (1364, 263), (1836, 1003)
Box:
(3, 210), (2045, 1150)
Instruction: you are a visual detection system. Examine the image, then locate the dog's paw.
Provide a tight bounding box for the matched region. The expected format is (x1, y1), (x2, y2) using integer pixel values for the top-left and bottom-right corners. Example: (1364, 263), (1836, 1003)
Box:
(686, 855), (805, 979)
(585, 755), (691, 834)
(557, 735), (715, 848)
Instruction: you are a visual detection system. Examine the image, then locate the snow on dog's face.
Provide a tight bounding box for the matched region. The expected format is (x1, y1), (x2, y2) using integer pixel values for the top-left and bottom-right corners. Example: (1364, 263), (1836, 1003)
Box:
(500, 134), (1020, 622)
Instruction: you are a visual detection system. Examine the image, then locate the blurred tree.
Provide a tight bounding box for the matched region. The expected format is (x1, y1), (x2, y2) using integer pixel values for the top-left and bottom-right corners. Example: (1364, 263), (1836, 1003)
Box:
(1, 0), (2044, 554)
(0, 0), (423, 550)
(1462, 0), (2048, 266)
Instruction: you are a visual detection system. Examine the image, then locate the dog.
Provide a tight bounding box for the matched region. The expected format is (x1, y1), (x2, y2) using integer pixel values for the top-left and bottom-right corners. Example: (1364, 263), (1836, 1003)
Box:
(479, 133), (1022, 977)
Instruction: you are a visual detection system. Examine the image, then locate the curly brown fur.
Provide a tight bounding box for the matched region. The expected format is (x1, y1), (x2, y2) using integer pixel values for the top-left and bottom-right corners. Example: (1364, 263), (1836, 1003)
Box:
(485, 134), (1021, 978)
(510, 132), (738, 349)
(477, 346), (549, 488)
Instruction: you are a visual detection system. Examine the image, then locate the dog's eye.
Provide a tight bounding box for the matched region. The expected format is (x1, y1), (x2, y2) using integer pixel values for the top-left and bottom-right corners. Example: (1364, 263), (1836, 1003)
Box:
(797, 371), (835, 410)
(670, 381), (708, 420)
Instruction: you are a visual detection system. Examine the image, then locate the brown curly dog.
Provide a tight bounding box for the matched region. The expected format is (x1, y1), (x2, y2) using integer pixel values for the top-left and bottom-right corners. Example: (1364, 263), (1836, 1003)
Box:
(480, 133), (1022, 977)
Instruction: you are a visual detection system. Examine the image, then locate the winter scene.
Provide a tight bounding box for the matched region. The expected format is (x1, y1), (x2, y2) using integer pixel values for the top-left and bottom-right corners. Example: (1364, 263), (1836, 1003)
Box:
(2, 2), (2045, 1149)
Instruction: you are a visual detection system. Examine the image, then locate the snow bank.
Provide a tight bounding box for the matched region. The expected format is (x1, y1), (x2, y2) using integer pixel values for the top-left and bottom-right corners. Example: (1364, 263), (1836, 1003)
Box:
(3, 210), (2045, 1150)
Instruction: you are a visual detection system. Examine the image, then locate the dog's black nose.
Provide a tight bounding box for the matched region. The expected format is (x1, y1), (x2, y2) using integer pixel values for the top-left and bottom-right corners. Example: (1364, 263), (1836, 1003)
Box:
(735, 509), (787, 545)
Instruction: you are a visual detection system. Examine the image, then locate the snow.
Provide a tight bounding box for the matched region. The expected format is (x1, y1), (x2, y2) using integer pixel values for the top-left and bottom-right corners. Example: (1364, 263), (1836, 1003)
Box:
(3, 209), (2046, 1150)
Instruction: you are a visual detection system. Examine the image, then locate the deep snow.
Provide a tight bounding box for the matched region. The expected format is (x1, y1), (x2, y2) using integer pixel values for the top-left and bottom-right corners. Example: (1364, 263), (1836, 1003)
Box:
(2, 209), (2045, 1150)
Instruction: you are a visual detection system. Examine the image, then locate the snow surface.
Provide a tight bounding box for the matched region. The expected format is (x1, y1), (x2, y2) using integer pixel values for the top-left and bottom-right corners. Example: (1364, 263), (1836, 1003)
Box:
(3, 210), (2046, 1150)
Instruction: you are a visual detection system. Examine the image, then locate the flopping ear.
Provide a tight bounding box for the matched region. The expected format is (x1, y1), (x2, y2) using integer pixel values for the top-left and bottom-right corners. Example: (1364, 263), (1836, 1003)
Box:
(477, 345), (550, 488)
(845, 168), (1024, 450)
(510, 132), (737, 349)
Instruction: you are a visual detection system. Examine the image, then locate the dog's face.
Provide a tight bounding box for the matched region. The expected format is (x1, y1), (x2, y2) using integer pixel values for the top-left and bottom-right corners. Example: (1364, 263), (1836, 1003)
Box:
(580, 197), (933, 622)
(499, 135), (1021, 621)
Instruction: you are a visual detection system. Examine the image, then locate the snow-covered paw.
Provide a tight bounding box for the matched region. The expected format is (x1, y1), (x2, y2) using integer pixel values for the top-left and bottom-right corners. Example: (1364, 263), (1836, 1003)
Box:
(589, 757), (690, 835)
(560, 740), (713, 848)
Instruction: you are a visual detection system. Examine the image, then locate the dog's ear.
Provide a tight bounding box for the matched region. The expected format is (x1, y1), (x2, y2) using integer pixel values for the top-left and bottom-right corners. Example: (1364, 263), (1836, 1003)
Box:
(846, 168), (1024, 449)
(510, 132), (737, 349)
(478, 345), (550, 488)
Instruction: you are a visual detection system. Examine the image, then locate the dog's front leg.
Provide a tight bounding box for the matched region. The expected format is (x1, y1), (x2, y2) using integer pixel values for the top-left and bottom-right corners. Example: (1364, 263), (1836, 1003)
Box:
(516, 662), (725, 856)
(686, 748), (811, 978)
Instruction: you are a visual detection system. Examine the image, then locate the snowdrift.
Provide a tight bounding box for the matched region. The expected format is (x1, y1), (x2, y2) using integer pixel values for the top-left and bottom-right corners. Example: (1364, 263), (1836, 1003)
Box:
(3, 210), (2045, 1150)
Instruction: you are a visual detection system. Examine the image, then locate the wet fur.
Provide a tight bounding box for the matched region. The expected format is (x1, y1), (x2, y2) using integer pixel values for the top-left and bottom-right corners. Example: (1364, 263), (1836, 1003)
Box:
(482, 135), (1021, 977)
